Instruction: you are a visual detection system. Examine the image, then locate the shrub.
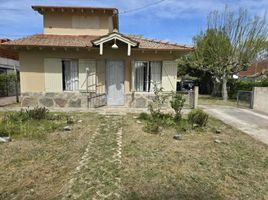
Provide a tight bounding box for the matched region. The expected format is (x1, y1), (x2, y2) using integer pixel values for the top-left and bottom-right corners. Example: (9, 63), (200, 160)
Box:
(148, 85), (169, 117)
(228, 79), (268, 99)
(188, 109), (208, 127)
(3, 107), (49, 123)
(170, 93), (186, 122)
(138, 112), (150, 120)
(0, 73), (17, 96)
(144, 120), (159, 134)
(0, 108), (64, 139)
(145, 84), (170, 133)
(26, 107), (49, 120)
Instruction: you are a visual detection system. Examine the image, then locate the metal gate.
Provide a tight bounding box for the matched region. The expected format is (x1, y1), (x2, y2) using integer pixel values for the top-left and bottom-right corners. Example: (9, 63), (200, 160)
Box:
(176, 90), (195, 109)
(237, 90), (253, 109)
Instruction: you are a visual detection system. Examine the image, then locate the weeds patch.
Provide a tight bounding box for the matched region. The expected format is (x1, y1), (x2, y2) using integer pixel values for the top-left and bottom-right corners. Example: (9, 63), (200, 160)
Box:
(0, 107), (68, 139)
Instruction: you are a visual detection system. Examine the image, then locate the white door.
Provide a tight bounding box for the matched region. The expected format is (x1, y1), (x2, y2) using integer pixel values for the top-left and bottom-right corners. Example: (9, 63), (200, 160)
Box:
(106, 61), (125, 106)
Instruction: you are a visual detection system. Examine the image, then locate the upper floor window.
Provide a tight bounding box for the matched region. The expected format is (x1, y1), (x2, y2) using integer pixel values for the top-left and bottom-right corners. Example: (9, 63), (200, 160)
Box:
(135, 61), (162, 92)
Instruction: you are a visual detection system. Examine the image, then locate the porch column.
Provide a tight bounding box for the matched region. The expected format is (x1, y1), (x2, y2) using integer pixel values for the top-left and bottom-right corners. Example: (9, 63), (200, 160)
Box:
(131, 60), (135, 92)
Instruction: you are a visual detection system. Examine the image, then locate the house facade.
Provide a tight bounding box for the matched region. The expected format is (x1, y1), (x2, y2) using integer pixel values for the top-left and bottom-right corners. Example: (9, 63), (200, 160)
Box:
(0, 39), (20, 97)
(0, 39), (19, 74)
(1, 5), (193, 108)
(238, 59), (268, 81)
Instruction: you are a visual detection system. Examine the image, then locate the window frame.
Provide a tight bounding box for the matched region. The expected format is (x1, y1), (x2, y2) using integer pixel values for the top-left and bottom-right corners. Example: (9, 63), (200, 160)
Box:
(62, 59), (79, 92)
(134, 60), (162, 93)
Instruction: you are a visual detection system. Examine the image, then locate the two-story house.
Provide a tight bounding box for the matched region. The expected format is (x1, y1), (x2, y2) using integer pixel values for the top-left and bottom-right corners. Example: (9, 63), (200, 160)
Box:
(1, 5), (193, 108)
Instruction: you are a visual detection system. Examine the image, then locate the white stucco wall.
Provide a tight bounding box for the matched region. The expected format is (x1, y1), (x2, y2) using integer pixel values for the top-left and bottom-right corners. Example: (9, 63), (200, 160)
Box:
(253, 87), (268, 114)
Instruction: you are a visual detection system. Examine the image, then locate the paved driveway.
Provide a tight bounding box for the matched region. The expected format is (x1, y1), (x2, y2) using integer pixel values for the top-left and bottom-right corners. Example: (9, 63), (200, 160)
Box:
(202, 105), (268, 145)
(0, 96), (19, 107)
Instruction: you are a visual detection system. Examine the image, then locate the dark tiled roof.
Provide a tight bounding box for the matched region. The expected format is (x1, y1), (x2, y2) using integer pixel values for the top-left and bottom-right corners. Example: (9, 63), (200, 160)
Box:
(0, 39), (19, 60)
(1, 34), (99, 48)
(1, 34), (193, 51)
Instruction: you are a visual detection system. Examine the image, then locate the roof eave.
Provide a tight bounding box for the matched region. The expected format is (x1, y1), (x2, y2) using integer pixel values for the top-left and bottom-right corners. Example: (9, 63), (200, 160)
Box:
(133, 48), (194, 51)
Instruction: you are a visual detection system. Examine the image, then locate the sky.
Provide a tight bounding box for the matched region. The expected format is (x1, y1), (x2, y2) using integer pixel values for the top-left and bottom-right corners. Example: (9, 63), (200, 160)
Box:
(0, 0), (267, 45)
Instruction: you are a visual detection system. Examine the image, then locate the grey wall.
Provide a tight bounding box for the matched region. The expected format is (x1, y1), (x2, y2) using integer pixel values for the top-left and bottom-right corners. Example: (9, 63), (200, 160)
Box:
(253, 87), (268, 114)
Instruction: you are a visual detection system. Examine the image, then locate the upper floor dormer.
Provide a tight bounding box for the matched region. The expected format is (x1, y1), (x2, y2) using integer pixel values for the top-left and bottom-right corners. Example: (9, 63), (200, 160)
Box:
(32, 5), (119, 36)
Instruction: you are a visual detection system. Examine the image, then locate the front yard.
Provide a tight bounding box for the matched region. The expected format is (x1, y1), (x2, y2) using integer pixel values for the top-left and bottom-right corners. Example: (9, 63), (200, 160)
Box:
(198, 95), (237, 107)
(0, 111), (267, 199)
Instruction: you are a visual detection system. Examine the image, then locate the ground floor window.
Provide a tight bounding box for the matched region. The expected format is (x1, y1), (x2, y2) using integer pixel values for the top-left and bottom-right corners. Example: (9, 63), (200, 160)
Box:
(134, 61), (162, 92)
(62, 59), (79, 91)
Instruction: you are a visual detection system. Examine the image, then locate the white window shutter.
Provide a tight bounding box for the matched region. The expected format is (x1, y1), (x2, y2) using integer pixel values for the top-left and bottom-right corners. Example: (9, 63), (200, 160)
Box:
(162, 61), (177, 92)
(79, 59), (96, 92)
(44, 58), (62, 92)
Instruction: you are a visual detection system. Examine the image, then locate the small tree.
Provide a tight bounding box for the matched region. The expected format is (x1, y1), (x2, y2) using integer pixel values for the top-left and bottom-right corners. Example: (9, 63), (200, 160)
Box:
(170, 93), (185, 121)
(148, 83), (168, 118)
(179, 7), (268, 101)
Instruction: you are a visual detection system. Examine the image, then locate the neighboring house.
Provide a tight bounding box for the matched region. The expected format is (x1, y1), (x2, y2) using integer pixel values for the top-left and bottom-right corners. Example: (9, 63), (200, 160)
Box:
(1, 5), (193, 108)
(0, 39), (19, 74)
(239, 59), (268, 81)
(0, 39), (20, 97)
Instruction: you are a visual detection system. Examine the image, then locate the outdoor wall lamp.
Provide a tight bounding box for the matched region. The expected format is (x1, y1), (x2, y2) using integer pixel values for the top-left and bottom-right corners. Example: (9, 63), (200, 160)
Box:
(111, 38), (118, 49)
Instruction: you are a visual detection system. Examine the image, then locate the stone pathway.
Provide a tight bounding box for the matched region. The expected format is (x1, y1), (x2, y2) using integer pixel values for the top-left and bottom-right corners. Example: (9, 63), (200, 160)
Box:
(63, 115), (123, 200)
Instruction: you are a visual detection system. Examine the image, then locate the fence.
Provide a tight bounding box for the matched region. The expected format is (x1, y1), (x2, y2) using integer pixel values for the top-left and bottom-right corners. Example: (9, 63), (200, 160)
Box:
(0, 72), (20, 99)
(236, 90), (253, 109)
(177, 86), (198, 109)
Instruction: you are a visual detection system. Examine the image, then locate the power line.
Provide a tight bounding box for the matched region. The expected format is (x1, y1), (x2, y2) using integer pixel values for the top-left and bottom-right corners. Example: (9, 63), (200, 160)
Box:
(119, 0), (167, 14)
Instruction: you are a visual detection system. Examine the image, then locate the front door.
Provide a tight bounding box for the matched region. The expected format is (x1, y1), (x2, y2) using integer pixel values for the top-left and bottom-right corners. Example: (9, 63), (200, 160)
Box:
(106, 61), (125, 106)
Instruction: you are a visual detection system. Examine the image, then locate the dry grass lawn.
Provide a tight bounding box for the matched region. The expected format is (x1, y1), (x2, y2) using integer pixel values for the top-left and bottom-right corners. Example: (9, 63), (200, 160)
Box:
(198, 95), (237, 107)
(0, 112), (267, 200)
(0, 113), (101, 200)
(121, 115), (268, 200)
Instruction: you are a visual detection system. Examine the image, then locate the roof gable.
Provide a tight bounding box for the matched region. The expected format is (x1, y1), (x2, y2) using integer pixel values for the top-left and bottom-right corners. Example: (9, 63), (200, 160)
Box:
(92, 32), (138, 47)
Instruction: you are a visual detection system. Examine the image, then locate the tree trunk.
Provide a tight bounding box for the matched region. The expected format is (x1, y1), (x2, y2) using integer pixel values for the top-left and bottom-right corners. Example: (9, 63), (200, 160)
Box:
(222, 73), (228, 101)
(211, 78), (219, 96)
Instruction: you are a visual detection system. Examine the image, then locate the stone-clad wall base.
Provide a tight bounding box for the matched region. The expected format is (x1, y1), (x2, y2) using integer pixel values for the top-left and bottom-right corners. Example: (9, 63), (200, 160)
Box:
(21, 92), (174, 109)
(21, 92), (89, 108)
(125, 92), (172, 108)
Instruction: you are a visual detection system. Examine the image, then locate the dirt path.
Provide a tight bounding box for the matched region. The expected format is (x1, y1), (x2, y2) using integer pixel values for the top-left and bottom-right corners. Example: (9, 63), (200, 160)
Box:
(63, 115), (123, 200)
(202, 105), (268, 145)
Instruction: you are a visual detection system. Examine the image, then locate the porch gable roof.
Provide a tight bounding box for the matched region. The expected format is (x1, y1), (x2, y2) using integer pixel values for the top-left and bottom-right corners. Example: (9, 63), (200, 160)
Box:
(92, 31), (139, 56)
(92, 31), (138, 47)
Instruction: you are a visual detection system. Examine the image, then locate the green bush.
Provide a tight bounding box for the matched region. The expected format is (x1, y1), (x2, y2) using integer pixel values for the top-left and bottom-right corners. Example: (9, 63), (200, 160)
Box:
(170, 93), (186, 122)
(0, 108), (64, 138)
(144, 120), (160, 134)
(0, 73), (17, 96)
(26, 107), (49, 120)
(228, 79), (268, 99)
(145, 84), (170, 134)
(138, 112), (150, 120)
(3, 107), (49, 122)
(188, 109), (208, 127)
